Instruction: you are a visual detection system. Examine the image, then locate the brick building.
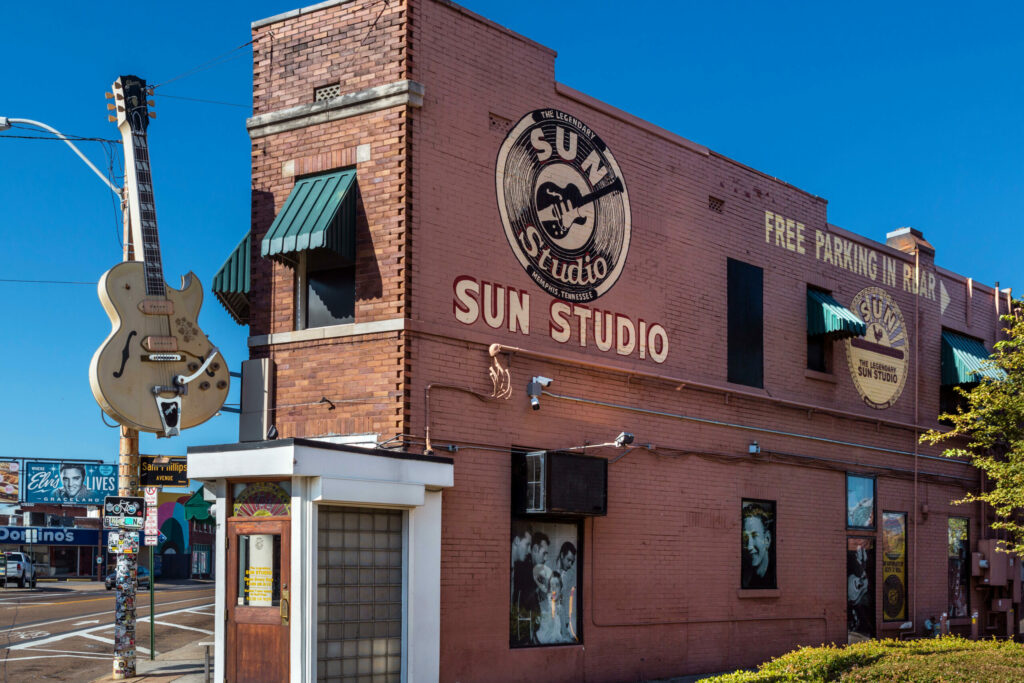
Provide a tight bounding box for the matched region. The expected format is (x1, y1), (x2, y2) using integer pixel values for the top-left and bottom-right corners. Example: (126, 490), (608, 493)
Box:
(190, 1), (1020, 680)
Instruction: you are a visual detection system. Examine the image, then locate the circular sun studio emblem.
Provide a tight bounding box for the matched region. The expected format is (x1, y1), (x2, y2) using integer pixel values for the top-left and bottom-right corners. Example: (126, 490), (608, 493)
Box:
(496, 109), (630, 302)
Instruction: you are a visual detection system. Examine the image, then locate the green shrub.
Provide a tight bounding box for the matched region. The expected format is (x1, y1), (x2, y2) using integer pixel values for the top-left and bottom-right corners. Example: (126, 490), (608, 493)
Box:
(702, 637), (1024, 683)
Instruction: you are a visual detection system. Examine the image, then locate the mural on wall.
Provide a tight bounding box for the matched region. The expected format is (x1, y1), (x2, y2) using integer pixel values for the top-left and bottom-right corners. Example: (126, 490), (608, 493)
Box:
(741, 499), (776, 590)
(882, 511), (907, 621)
(847, 537), (876, 643)
(496, 109), (630, 303)
(845, 287), (909, 409)
(510, 519), (580, 648)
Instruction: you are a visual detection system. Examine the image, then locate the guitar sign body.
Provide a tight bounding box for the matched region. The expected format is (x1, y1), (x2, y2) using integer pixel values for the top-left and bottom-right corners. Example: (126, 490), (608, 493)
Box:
(88, 75), (228, 436)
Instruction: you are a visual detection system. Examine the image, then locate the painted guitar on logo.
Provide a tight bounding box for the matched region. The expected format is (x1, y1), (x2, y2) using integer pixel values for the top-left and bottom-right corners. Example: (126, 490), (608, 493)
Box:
(89, 75), (228, 436)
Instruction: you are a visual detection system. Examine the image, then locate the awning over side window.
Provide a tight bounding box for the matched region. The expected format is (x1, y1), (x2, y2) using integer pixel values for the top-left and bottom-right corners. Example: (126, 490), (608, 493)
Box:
(941, 330), (1005, 385)
(212, 232), (251, 325)
(261, 169), (357, 263)
(807, 289), (867, 339)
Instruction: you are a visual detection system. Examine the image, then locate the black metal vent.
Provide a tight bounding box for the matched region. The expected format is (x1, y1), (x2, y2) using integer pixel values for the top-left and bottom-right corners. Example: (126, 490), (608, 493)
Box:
(512, 450), (607, 517)
(709, 196), (725, 213)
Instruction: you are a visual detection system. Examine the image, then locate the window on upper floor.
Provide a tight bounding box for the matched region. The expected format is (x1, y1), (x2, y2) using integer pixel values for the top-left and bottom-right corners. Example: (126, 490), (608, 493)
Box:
(727, 258), (763, 388)
(259, 169), (358, 331)
(806, 286), (866, 374)
(939, 329), (1004, 421)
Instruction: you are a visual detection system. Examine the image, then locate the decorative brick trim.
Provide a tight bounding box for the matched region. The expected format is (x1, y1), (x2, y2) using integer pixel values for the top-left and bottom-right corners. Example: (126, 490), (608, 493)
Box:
(247, 80), (424, 139)
(249, 317), (407, 347)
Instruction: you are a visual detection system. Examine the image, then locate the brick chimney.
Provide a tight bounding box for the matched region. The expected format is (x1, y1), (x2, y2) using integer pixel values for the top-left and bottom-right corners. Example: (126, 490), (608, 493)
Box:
(886, 226), (934, 257)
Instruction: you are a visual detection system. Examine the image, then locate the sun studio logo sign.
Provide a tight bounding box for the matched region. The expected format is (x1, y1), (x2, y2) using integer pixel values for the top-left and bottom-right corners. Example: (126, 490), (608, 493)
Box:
(496, 109), (630, 302)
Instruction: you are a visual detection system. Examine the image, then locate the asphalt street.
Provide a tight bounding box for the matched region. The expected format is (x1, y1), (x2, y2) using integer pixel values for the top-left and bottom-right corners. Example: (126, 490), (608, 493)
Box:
(0, 582), (213, 681)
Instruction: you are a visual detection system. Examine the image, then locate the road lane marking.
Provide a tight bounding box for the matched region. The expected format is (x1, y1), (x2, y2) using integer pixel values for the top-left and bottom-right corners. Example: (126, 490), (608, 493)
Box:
(73, 619), (101, 625)
(79, 631), (152, 654)
(152, 620), (214, 635)
(0, 594), (212, 636)
(6, 603), (211, 651)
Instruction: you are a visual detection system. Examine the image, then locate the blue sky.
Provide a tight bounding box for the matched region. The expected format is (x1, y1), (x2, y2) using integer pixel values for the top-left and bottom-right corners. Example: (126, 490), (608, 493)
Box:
(1, 1), (1021, 466)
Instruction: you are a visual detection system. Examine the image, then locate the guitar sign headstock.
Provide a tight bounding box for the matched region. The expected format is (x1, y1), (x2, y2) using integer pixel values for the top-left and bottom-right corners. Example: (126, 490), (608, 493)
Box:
(107, 75), (154, 133)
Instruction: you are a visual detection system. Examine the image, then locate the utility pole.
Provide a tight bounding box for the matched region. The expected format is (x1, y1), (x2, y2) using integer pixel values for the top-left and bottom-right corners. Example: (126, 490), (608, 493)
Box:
(113, 183), (141, 680)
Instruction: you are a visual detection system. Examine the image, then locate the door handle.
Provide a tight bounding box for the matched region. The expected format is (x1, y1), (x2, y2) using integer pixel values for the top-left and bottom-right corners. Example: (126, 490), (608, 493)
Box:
(280, 588), (290, 625)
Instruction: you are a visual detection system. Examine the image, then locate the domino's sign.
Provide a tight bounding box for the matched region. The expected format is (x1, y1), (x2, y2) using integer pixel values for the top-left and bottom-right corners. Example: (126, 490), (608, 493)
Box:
(0, 527), (104, 546)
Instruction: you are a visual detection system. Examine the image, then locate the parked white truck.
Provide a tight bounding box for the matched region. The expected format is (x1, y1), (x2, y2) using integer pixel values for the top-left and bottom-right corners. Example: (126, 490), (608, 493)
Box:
(3, 552), (36, 588)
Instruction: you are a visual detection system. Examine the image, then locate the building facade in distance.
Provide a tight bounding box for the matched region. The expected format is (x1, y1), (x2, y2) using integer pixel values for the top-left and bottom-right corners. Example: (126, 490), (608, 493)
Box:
(192, 1), (1020, 680)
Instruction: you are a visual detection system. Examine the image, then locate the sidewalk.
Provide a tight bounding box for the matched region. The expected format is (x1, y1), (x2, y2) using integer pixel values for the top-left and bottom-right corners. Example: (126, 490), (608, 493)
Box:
(90, 639), (212, 683)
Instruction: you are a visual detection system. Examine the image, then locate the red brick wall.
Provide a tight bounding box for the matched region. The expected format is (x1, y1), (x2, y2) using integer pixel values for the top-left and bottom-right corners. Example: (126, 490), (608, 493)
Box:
(249, 0), (410, 440)
(248, 0), (1008, 679)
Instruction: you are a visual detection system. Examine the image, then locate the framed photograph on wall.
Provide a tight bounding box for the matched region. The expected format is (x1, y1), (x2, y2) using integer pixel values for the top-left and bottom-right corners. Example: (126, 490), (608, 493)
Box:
(741, 499), (776, 589)
(510, 519), (581, 648)
(948, 517), (970, 618)
(846, 474), (876, 530)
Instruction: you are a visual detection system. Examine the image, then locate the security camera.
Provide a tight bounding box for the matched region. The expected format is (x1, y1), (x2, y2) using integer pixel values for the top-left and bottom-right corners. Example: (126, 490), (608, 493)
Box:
(527, 376), (552, 411)
(614, 432), (634, 447)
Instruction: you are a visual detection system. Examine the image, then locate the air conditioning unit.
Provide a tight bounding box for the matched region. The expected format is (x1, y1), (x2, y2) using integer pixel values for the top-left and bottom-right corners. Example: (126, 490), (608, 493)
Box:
(512, 450), (607, 517)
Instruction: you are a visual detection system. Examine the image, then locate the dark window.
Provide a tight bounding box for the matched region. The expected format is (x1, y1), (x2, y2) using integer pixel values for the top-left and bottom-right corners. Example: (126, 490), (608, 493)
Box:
(727, 258), (763, 387)
(939, 384), (970, 423)
(807, 287), (833, 373)
(304, 248), (354, 328)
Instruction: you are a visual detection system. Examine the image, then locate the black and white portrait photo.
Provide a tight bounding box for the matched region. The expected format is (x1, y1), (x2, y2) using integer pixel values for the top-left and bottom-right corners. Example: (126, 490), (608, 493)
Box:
(510, 520), (580, 647)
(741, 499), (776, 589)
(847, 537), (876, 642)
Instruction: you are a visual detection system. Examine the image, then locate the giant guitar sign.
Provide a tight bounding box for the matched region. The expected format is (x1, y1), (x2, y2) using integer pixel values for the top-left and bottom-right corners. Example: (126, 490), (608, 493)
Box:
(89, 75), (228, 436)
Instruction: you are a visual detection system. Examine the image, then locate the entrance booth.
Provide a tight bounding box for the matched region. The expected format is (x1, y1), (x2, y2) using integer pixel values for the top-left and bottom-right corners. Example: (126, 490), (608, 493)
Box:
(187, 438), (453, 682)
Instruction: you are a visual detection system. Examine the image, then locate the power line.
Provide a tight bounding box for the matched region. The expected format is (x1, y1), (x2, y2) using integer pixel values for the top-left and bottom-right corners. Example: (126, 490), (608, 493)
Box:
(153, 93), (250, 109)
(152, 40), (255, 89)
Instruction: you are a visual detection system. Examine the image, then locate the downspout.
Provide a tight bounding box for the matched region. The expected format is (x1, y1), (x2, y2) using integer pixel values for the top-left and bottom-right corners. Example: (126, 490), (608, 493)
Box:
(913, 247), (920, 631)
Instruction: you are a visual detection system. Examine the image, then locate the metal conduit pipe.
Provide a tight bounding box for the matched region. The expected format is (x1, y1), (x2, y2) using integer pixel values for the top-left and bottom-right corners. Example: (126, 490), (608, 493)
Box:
(490, 343), (932, 435)
(541, 389), (967, 464)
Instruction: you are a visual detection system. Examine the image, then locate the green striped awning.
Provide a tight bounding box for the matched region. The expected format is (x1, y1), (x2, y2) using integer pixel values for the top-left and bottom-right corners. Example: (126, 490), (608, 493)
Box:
(941, 330), (1006, 385)
(261, 169), (357, 262)
(807, 289), (867, 339)
(212, 232), (251, 325)
(183, 489), (213, 523)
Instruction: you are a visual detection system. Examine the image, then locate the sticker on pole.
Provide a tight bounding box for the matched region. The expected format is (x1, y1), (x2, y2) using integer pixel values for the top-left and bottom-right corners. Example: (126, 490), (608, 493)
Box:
(103, 496), (145, 529)
(144, 487), (158, 505)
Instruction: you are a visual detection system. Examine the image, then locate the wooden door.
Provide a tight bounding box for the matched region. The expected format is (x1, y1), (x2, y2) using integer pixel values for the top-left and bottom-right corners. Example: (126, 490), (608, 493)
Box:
(226, 519), (290, 682)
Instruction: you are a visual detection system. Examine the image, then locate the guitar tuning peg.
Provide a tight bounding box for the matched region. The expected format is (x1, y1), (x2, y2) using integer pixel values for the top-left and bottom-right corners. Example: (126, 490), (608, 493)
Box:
(147, 87), (154, 95)
(105, 92), (115, 99)
(147, 100), (155, 107)
(117, 106), (125, 112)
(107, 103), (116, 111)
(116, 93), (124, 101)
(108, 115), (117, 122)
(148, 112), (156, 119)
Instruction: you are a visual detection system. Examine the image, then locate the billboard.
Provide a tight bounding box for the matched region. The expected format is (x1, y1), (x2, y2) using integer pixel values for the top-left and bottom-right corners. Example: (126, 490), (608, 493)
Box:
(23, 462), (116, 504)
(0, 462), (18, 504)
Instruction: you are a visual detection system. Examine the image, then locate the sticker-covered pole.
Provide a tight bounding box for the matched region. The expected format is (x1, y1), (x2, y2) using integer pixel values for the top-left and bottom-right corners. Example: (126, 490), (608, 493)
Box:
(113, 425), (140, 679)
(113, 181), (140, 680)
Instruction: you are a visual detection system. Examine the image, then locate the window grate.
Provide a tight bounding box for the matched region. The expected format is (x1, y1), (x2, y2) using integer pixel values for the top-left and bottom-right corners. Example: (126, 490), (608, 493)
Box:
(317, 507), (403, 682)
(489, 113), (512, 134)
(315, 84), (341, 102)
(708, 196), (725, 213)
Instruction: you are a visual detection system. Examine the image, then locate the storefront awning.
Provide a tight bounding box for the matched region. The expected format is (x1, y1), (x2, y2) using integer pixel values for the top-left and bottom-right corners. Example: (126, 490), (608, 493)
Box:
(260, 169), (357, 263)
(941, 330), (1005, 385)
(807, 289), (867, 339)
(212, 232), (251, 325)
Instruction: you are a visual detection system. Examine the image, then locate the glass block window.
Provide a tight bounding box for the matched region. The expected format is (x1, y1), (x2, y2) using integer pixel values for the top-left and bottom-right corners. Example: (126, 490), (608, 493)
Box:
(317, 506), (403, 682)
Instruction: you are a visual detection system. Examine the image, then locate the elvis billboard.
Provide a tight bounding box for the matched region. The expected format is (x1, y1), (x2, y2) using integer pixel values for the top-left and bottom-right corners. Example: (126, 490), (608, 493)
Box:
(23, 462), (116, 505)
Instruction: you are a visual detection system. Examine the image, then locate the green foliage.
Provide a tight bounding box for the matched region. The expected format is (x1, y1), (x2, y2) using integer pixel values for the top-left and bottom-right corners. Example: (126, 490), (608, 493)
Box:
(704, 637), (1024, 682)
(922, 303), (1024, 556)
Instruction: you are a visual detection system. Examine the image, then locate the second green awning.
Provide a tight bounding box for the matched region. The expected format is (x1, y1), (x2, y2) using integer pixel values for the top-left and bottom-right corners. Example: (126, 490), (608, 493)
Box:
(807, 289), (867, 339)
(261, 169), (357, 262)
(212, 232), (251, 325)
(941, 330), (1006, 385)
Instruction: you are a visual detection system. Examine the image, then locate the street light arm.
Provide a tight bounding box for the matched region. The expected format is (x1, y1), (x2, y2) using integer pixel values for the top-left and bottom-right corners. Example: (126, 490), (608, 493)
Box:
(0, 116), (121, 196)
